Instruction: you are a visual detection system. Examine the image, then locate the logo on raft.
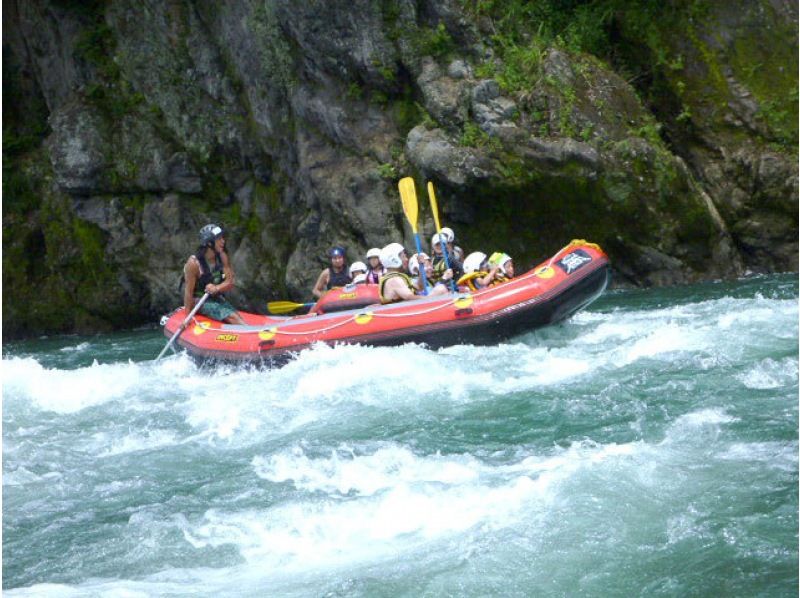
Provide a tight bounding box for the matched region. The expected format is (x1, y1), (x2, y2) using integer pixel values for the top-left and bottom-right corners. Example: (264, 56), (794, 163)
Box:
(557, 249), (592, 274)
(215, 333), (239, 342)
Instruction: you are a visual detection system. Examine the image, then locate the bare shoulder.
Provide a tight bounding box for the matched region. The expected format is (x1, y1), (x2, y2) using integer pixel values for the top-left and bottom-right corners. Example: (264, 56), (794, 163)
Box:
(184, 255), (199, 273)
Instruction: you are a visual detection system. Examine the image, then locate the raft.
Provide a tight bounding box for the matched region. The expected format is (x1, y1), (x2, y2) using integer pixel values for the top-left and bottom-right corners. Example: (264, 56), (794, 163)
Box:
(161, 240), (611, 365)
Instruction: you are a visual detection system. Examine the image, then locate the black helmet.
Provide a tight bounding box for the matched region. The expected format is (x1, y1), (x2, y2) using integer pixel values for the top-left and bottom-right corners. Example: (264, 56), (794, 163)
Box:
(328, 246), (346, 258)
(199, 224), (224, 246)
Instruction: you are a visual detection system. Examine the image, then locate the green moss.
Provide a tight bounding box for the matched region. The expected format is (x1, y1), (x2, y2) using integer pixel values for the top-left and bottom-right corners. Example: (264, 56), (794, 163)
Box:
(413, 22), (457, 59)
(347, 82), (363, 101)
(251, 1), (297, 93)
(377, 163), (397, 180)
(391, 95), (423, 135)
(728, 11), (798, 146)
(459, 121), (501, 150)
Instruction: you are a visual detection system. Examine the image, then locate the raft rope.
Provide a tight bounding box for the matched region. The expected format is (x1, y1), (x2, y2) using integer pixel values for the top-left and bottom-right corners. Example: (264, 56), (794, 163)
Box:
(181, 240), (601, 337)
(185, 293), (475, 336)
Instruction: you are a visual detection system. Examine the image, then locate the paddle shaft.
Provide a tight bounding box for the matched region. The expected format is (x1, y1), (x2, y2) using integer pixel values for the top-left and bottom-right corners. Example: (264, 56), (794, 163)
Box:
(156, 293), (210, 361)
(412, 232), (429, 295)
(427, 182), (456, 292)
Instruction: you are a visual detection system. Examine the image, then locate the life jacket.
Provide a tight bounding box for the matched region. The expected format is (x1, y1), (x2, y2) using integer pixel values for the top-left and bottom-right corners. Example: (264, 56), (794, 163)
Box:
(379, 271), (416, 304)
(327, 266), (352, 289)
(194, 251), (225, 298)
(456, 271), (508, 292)
(432, 254), (463, 282)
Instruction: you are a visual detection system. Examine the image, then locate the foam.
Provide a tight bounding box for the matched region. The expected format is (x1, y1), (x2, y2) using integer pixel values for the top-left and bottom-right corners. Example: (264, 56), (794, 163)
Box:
(736, 357), (798, 390)
(59, 342), (91, 353)
(252, 444), (481, 495)
(96, 429), (180, 457)
(3, 357), (144, 414)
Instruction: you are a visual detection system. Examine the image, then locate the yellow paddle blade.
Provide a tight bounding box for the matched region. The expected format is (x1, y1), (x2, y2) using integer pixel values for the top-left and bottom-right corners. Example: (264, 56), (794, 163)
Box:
(398, 177), (419, 233)
(267, 300), (309, 314)
(427, 181), (442, 233)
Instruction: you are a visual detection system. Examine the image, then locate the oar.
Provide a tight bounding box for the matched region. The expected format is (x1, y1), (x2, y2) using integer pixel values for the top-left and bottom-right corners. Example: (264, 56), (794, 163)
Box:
(156, 292), (210, 361)
(398, 177), (429, 295)
(427, 181), (456, 292)
(267, 300), (315, 314)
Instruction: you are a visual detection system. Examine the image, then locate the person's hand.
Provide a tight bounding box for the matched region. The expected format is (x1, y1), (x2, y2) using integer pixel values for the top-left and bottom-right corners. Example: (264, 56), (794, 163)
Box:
(442, 269), (453, 281)
(205, 283), (217, 295)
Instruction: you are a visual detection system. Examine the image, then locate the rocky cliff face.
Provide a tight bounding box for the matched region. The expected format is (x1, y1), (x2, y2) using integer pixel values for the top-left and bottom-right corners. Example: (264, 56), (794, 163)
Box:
(3, 0), (797, 338)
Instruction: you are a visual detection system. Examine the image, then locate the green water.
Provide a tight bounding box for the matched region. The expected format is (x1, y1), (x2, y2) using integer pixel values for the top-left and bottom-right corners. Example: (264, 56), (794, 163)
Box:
(3, 274), (798, 596)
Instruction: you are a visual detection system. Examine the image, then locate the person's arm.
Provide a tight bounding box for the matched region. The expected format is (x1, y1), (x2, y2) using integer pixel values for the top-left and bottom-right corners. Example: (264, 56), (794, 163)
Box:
(209, 252), (236, 295)
(312, 269), (329, 299)
(388, 277), (421, 301)
(183, 257), (199, 311)
(476, 266), (500, 288)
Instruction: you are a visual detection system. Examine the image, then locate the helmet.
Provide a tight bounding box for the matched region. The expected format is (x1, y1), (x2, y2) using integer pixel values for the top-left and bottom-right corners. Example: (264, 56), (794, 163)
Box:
(440, 227), (455, 243)
(366, 247), (381, 259)
(329, 246), (346, 258)
(431, 233), (448, 248)
(199, 224), (224, 246)
(349, 261), (367, 275)
(489, 252), (512, 273)
(463, 251), (487, 274)
(379, 242), (405, 269)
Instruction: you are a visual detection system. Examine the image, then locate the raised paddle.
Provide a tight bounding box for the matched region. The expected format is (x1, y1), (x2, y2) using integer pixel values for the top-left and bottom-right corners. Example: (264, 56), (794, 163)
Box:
(156, 292), (210, 361)
(398, 177), (429, 295)
(267, 300), (315, 314)
(426, 181), (456, 292)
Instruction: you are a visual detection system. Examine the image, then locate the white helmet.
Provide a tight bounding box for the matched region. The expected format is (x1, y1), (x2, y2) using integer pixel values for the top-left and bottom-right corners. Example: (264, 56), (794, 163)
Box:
(366, 247), (381, 259)
(463, 251), (487, 274)
(431, 232), (448, 248)
(380, 243), (405, 269)
(349, 261), (367, 276)
(488, 252), (512, 274)
(440, 227), (455, 243)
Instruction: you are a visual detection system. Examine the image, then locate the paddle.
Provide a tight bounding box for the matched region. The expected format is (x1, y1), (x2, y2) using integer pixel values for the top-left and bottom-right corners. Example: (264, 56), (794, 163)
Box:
(267, 300), (315, 314)
(398, 177), (429, 295)
(156, 292), (210, 361)
(426, 181), (456, 292)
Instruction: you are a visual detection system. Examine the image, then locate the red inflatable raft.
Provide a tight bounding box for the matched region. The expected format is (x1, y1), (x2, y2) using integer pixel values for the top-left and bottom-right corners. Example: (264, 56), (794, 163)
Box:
(161, 240), (611, 365)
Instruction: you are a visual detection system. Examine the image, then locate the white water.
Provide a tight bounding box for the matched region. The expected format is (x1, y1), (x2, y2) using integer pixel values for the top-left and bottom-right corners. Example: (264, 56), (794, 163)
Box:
(3, 277), (798, 596)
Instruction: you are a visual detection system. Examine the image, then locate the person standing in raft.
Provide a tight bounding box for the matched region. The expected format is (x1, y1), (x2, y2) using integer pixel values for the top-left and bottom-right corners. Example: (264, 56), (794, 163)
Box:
(183, 224), (245, 324)
(312, 246), (351, 298)
(379, 243), (449, 303)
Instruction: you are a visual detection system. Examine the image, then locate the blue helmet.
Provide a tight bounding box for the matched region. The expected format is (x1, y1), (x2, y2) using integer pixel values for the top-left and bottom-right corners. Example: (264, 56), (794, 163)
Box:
(329, 246), (346, 258)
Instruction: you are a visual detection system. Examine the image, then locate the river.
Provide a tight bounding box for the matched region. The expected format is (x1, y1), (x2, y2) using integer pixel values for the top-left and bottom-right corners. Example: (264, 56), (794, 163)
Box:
(3, 274), (797, 596)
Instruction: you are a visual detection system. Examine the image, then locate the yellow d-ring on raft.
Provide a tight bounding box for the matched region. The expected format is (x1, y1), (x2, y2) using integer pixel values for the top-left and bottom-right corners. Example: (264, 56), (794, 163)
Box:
(355, 311), (373, 325)
(535, 266), (556, 279)
(258, 327), (278, 341)
(192, 321), (211, 335)
(454, 294), (474, 308)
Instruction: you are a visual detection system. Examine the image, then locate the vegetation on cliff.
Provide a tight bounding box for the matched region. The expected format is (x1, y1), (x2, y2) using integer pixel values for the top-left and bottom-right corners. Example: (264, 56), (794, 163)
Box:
(2, 0), (796, 338)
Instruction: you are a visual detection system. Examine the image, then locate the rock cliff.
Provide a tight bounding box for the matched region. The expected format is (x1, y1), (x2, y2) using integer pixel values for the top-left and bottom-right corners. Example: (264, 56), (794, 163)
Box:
(3, 0), (797, 337)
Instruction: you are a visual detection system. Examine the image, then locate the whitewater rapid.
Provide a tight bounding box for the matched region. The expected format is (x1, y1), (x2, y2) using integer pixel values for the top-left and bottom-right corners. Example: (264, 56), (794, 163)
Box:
(3, 276), (797, 596)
